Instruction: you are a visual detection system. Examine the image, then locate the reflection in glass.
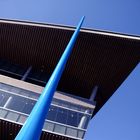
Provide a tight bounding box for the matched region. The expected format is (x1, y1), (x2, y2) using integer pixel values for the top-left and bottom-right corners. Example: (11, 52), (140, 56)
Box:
(0, 92), (10, 107)
(54, 124), (66, 134)
(56, 108), (67, 124)
(78, 130), (85, 139)
(67, 110), (78, 127)
(66, 127), (78, 137)
(18, 115), (27, 123)
(6, 112), (19, 121)
(6, 96), (25, 112)
(0, 109), (8, 118)
(43, 121), (54, 132)
(0, 82), (93, 140)
(46, 106), (57, 121)
(22, 99), (35, 114)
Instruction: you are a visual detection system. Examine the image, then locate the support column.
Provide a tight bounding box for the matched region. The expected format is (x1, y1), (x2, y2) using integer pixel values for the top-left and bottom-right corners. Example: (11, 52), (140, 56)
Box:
(3, 96), (12, 108)
(90, 85), (98, 101)
(78, 86), (98, 129)
(78, 110), (89, 129)
(21, 66), (32, 81)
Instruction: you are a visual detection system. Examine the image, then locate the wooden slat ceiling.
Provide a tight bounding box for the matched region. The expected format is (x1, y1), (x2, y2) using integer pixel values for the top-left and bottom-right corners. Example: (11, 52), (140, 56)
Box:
(0, 19), (140, 115)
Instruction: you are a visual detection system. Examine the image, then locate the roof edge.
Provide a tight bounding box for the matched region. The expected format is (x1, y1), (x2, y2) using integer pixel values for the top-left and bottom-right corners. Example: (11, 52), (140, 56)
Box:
(0, 18), (140, 41)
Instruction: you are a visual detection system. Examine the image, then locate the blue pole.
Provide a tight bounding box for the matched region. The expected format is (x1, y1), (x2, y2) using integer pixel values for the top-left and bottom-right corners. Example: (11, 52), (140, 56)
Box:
(15, 16), (85, 140)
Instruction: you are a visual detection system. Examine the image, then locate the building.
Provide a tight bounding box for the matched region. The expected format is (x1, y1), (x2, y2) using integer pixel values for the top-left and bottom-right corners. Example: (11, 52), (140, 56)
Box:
(0, 19), (140, 140)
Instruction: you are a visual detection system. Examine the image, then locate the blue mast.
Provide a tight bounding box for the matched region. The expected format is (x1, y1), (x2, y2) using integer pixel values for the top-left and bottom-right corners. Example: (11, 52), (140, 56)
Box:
(15, 16), (85, 140)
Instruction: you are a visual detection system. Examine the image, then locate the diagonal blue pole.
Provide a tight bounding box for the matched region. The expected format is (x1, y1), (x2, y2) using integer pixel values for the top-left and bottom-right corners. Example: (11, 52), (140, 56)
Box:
(15, 16), (85, 140)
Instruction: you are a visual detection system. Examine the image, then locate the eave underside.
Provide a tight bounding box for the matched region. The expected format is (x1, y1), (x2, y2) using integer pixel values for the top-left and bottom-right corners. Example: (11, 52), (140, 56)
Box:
(0, 19), (140, 115)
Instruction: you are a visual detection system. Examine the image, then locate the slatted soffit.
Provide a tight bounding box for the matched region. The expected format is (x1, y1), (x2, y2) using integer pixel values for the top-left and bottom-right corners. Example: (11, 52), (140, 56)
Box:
(0, 19), (140, 115)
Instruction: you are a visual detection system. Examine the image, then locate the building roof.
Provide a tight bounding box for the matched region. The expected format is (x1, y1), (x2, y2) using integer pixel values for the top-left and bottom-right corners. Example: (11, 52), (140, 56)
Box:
(0, 19), (140, 115)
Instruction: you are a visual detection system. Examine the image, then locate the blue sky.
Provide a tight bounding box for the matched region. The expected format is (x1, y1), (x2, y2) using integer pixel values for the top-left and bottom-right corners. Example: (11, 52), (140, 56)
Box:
(0, 0), (140, 139)
(85, 64), (140, 140)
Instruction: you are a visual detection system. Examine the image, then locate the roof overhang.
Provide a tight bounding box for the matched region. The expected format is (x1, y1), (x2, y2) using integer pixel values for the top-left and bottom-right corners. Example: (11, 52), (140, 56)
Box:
(0, 19), (140, 115)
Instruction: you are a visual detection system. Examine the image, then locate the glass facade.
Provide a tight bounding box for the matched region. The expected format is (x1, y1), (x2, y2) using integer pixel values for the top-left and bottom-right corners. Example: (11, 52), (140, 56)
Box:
(0, 83), (94, 139)
(0, 59), (48, 86)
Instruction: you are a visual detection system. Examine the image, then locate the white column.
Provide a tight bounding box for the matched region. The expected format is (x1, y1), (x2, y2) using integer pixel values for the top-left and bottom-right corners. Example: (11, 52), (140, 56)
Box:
(78, 86), (98, 129)
(21, 66), (32, 81)
(3, 96), (12, 108)
(78, 110), (89, 129)
(90, 86), (98, 101)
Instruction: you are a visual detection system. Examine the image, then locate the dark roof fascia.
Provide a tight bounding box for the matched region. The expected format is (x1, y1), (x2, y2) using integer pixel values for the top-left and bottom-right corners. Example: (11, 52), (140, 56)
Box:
(0, 18), (140, 41)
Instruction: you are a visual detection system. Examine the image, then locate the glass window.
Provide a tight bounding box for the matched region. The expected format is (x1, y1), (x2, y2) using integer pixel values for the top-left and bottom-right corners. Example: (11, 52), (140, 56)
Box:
(61, 102), (68, 108)
(78, 130), (85, 139)
(0, 92), (10, 107)
(61, 100), (70, 108)
(0, 83), (11, 91)
(28, 91), (40, 99)
(10, 88), (21, 94)
(16, 68), (26, 75)
(0, 83), (2, 88)
(0, 93), (5, 106)
(1, 62), (11, 70)
(22, 99), (35, 114)
(46, 106), (57, 121)
(55, 108), (67, 124)
(0, 109), (8, 118)
(0, 60), (4, 67)
(39, 72), (49, 82)
(68, 103), (78, 111)
(0, 84), (40, 100)
(6, 96), (25, 112)
(29, 70), (41, 79)
(10, 65), (18, 73)
(67, 110), (78, 127)
(54, 124), (66, 134)
(18, 115), (27, 124)
(66, 127), (78, 137)
(28, 70), (49, 82)
(43, 121), (54, 132)
(52, 99), (60, 106)
(19, 90), (30, 97)
(6, 112), (19, 121)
